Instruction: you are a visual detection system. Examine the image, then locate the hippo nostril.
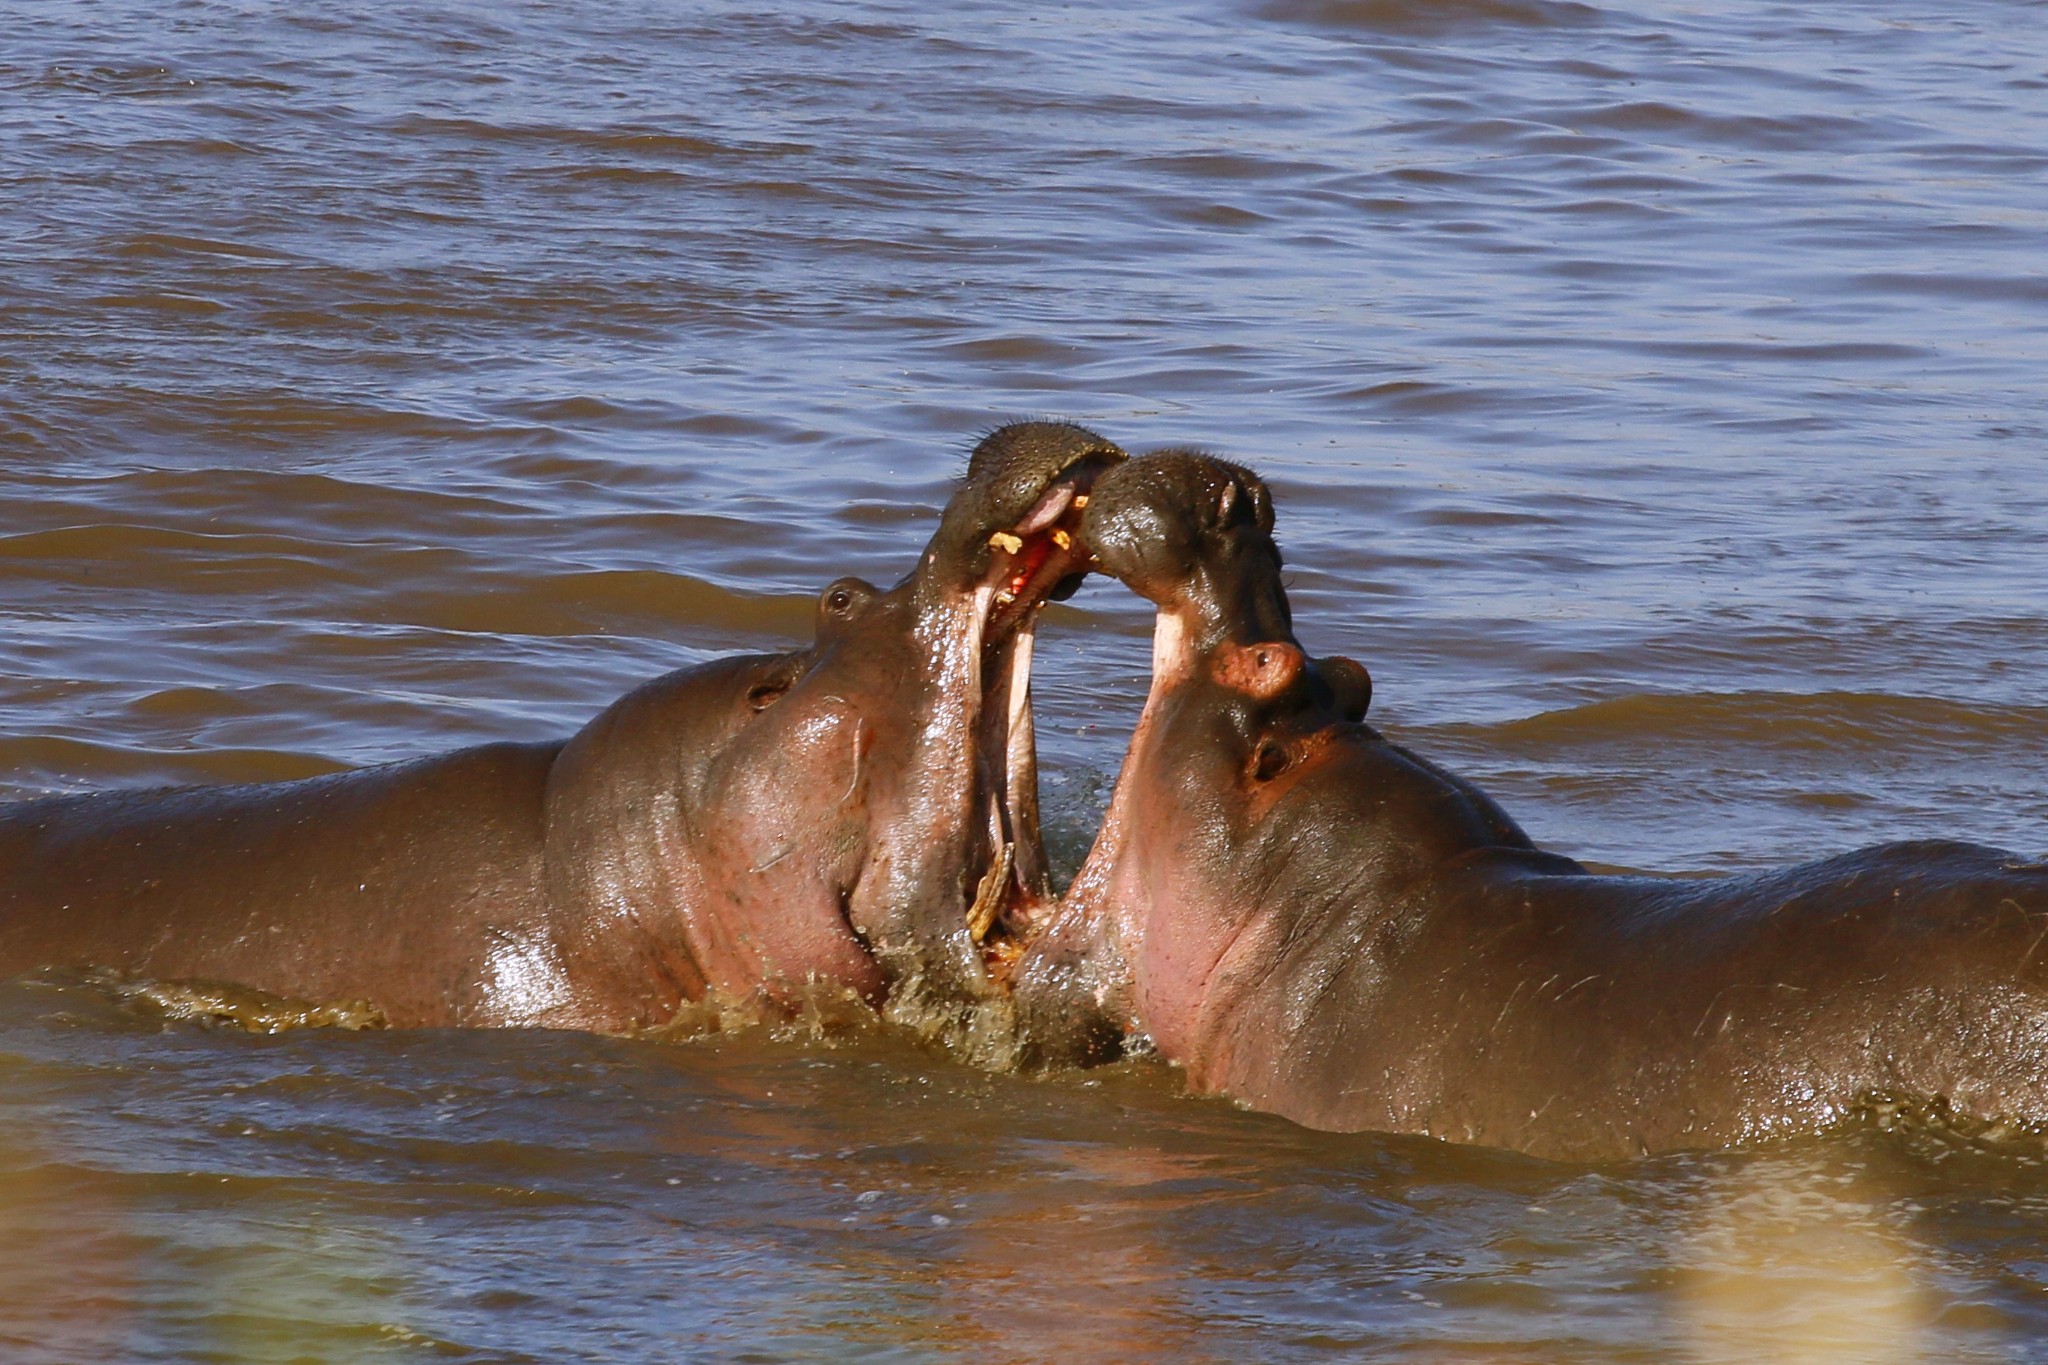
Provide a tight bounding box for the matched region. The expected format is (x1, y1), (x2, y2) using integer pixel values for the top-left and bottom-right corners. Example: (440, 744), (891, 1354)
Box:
(1215, 641), (1304, 700)
(1252, 740), (1291, 782)
(746, 681), (790, 712)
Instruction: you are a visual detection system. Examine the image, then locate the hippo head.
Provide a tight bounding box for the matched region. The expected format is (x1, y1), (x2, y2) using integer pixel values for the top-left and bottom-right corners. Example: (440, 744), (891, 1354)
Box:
(1004, 452), (1380, 1072)
(546, 422), (1123, 1038)
(827, 420), (1125, 1007)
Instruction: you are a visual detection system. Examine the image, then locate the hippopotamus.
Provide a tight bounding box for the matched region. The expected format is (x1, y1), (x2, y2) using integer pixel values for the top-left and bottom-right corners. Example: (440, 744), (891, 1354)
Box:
(0, 421), (1123, 1032)
(1009, 452), (2048, 1160)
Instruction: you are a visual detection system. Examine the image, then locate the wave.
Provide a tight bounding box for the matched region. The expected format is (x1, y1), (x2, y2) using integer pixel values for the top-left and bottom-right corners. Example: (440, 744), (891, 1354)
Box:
(1432, 690), (2048, 759)
(0, 736), (346, 792)
(1252, 0), (1603, 36)
(388, 570), (815, 640)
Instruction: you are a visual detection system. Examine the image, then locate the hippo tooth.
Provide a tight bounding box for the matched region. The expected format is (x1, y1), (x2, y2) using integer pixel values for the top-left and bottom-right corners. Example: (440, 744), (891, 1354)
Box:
(1006, 628), (1035, 740)
(994, 589), (1016, 607)
(966, 842), (1014, 943)
(1072, 494), (1088, 509)
(989, 531), (1024, 555)
(1051, 528), (1072, 551)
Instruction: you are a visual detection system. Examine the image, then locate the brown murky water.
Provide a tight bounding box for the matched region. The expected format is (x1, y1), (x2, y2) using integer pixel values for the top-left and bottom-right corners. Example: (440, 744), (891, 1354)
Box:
(5, 0), (2048, 1358)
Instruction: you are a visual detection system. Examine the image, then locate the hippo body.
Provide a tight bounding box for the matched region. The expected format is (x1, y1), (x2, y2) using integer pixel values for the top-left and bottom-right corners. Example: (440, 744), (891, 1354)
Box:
(0, 736), (566, 1026)
(1144, 722), (2048, 1158)
(1013, 452), (2048, 1160)
(1, 423), (1125, 1033)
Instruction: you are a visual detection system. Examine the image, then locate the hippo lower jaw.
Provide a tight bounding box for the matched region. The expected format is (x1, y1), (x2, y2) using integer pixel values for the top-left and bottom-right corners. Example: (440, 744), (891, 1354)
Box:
(1059, 605), (1191, 922)
(980, 601), (1197, 1050)
(951, 466), (1103, 974)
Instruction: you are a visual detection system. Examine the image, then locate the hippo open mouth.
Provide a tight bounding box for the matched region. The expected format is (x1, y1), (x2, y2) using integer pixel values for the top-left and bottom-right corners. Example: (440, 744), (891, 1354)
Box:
(964, 460), (1102, 961)
(986, 450), (1300, 1063)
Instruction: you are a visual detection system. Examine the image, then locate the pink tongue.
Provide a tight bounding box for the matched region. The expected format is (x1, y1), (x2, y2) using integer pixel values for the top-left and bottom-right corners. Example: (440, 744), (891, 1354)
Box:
(1007, 539), (1053, 595)
(1015, 484), (1074, 535)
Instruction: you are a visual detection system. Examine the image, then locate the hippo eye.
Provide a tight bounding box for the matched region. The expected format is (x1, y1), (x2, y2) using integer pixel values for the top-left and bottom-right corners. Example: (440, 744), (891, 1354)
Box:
(746, 680), (790, 712)
(1251, 740), (1291, 782)
(821, 577), (874, 619)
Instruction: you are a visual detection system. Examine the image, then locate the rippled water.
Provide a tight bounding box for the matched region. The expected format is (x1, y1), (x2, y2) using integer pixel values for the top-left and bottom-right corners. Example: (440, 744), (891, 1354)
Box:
(4, 0), (2048, 1358)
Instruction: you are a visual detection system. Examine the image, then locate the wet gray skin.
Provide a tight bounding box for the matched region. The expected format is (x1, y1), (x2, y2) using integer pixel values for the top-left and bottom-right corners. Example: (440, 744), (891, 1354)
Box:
(1012, 451), (2048, 1160)
(0, 422), (1123, 1033)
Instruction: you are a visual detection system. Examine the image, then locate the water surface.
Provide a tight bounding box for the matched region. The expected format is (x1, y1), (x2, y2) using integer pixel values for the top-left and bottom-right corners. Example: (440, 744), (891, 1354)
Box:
(4, 0), (2047, 1357)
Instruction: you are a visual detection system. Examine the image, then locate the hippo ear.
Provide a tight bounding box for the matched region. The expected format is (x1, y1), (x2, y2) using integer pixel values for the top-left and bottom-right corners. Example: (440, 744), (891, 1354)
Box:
(1250, 481), (1274, 535)
(1318, 655), (1371, 721)
(1212, 641), (1304, 700)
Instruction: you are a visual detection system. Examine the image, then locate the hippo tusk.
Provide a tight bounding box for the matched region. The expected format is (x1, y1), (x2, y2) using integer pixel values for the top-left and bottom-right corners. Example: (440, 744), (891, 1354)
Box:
(967, 842), (1014, 943)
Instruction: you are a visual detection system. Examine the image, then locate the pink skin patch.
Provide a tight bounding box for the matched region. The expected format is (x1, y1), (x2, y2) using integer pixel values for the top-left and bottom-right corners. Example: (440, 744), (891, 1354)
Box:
(1209, 641), (1303, 699)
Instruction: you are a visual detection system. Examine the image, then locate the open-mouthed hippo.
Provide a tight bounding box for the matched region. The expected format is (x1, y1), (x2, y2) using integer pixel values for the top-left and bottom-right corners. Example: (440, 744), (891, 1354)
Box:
(0, 421), (1122, 1032)
(1010, 452), (2048, 1160)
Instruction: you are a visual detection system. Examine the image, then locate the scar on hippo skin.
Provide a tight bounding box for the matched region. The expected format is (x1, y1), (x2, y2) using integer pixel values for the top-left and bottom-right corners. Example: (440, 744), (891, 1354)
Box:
(0, 421), (1127, 1046)
(1008, 447), (2048, 1161)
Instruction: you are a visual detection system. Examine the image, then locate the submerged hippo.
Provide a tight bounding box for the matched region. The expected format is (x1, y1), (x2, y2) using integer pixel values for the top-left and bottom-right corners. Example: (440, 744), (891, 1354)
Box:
(0, 422), (1122, 1032)
(1011, 452), (2048, 1160)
